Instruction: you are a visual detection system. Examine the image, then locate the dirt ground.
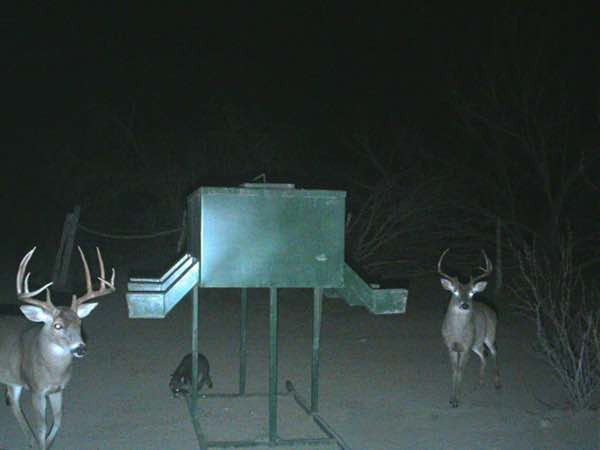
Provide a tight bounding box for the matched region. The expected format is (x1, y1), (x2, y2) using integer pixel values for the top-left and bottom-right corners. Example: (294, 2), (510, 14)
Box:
(0, 254), (598, 449)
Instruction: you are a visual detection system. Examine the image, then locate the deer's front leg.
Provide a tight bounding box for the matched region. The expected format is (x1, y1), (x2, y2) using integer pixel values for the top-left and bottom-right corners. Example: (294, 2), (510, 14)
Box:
(449, 349), (472, 407)
(7, 385), (37, 447)
(449, 351), (460, 407)
(455, 349), (472, 406)
(31, 392), (48, 449)
(46, 390), (63, 448)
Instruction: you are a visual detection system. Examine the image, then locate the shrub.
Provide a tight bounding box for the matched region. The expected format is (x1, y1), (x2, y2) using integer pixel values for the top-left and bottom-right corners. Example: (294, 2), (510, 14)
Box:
(511, 235), (600, 410)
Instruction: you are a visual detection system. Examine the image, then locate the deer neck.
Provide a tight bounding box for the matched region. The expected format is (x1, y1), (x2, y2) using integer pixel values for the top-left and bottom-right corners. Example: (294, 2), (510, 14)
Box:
(36, 326), (73, 373)
(444, 300), (474, 328)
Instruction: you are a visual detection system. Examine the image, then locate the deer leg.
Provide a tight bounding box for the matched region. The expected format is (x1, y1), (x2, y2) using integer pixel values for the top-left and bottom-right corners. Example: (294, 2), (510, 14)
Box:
(455, 350), (472, 407)
(472, 345), (486, 385)
(7, 385), (36, 447)
(46, 391), (63, 448)
(449, 351), (460, 407)
(485, 341), (501, 389)
(31, 392), (48, 449)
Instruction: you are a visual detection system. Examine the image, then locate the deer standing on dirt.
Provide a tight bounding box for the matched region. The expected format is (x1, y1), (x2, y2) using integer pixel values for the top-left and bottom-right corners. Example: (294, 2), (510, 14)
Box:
(0, 246), (115, 449)
(438, 249), (501, 407)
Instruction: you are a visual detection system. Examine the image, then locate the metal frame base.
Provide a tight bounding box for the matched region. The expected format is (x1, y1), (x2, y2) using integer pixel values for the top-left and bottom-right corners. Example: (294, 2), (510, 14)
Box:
(186, 382), (346, 449)
(187, 286), (350, 450)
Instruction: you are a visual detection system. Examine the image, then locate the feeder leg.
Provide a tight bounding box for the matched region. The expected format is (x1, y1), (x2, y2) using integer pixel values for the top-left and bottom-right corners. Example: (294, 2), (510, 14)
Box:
(269, 288), (279, 443)
(239, 288), (248, 395)
(311, 287), (323, 414)
(191, 285), (199, 420)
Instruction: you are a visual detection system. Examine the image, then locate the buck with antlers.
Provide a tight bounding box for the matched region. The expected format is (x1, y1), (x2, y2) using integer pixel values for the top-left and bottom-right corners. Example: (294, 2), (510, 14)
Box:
(0, 246), (115, 449)
(438, 249), (501, 407)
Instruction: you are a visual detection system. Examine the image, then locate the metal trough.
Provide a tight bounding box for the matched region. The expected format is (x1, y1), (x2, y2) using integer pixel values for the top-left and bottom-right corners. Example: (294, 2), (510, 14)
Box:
(324, 263), (408, 314)
(127, 259), (407, 319)
(126, 254), (199, 318)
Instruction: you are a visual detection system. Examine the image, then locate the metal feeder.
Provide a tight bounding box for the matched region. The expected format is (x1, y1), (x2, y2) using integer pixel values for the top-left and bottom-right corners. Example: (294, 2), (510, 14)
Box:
(126, 183), (408, 449)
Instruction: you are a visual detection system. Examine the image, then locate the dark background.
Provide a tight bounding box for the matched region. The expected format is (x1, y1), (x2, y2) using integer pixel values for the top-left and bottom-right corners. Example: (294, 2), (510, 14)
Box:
(6, 4), (596, 137)
(3, 2), (600, 277)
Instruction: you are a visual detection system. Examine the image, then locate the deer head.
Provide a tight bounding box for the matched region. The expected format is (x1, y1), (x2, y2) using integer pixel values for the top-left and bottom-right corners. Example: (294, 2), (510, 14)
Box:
(17, 246), (115, 357)
(438, 248), (492, 311)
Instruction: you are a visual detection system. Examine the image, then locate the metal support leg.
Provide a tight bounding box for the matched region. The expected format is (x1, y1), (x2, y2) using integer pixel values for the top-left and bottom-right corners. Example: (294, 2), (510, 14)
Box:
(312, 287), (323, 413)
(186, 286), (347, 450)
(191, 285), (199, 418)
(269, 288), (279, 443)
(239, 288), (248, 395)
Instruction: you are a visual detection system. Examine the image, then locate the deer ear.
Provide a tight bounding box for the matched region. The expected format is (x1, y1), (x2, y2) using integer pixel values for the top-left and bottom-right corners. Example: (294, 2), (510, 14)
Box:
(20, 305), (52, 323)
(440, 278), (455, 293)
(76, 302), (98, 319)
(472, 281), (488, 294)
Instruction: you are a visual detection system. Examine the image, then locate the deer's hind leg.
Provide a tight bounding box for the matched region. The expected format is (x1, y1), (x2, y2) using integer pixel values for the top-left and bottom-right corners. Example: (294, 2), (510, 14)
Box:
(484, 339), (501, 389)
(472, 344), (487, 385)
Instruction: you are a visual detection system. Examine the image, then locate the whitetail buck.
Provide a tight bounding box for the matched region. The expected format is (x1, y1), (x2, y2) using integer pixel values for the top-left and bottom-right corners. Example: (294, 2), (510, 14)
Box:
(438, 249), (501, 407)
(0, 246), (115, 449)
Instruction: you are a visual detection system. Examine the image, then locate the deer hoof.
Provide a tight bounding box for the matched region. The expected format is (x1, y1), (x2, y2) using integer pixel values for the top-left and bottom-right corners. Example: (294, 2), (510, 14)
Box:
(450, 399), (459, 408)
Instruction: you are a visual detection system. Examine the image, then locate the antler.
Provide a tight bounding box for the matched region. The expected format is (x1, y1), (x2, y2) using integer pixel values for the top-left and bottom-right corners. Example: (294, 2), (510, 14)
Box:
(437, 248), (458, 283)
(471, 250), (493, 283)
(16, 247), (54, 309)
(70, 246), (116, 311)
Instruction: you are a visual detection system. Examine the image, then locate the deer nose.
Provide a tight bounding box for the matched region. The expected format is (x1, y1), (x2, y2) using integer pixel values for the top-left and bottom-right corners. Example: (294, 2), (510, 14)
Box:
(459, 303), (470, 310)
(72, 344), (87, 358)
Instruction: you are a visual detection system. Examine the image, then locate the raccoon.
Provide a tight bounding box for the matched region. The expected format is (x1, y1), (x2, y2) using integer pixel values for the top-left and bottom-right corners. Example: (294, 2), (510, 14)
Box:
(169, 353), (213, 397)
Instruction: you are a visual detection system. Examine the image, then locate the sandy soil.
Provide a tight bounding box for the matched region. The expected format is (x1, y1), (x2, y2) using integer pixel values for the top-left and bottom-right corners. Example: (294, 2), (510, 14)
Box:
(0, 260), (598, 450)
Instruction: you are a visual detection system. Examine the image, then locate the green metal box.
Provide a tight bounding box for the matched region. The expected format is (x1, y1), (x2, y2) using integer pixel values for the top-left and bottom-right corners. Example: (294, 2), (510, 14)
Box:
(187, 184), (346, 288)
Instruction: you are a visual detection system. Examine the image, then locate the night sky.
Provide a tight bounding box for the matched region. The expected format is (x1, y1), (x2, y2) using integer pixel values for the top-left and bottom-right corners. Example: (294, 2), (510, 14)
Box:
(3, 3), (600, 255)
(7, 4), (597, 131)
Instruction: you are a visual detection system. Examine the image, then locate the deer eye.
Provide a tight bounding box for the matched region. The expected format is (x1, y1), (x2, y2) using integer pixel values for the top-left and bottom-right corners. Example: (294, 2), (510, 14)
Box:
(53, 323), (64, 330)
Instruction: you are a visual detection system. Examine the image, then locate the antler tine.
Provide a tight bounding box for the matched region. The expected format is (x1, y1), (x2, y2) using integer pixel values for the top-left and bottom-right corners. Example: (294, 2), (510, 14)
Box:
(98, 267), (116, 290)
(45, 288), (54, 306)
(96, 245), (115, 290)
(97, 247), (105, 287)
(471, 249), (493, 283)
(16, 247), (35, 295)
(22, 273), (51, 301)
(437, 248), (458, 282)
(78, 246), (93, 295)
(95, 246), (115, 289)
(18, 283), (54, 309)
(71, 246), (116, 310)
(16, 247), (54, 308)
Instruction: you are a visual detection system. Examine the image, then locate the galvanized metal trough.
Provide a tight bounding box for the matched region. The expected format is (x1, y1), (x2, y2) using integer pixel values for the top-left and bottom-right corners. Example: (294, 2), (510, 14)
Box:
(126, 183), (408, 449)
